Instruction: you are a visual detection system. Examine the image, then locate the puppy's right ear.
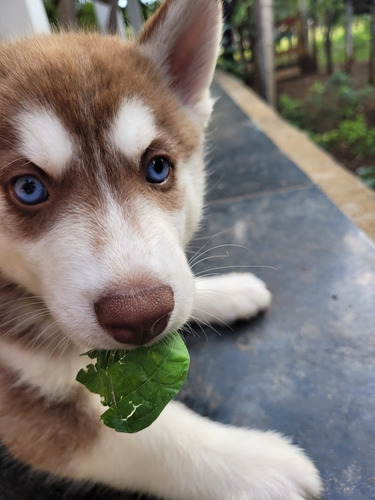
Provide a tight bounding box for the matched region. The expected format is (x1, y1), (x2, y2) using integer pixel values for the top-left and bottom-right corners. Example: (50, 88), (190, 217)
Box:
(138, 0), (222, 124)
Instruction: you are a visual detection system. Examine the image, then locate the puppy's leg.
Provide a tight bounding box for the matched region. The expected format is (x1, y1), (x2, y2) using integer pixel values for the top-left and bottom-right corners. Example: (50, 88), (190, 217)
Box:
(193, 273), (271, 324)
(67, 401), (322, 500)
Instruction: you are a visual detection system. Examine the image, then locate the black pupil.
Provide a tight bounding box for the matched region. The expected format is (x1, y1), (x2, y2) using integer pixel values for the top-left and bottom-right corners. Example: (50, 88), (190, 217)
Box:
(23, 179), (36, 195)
(154, 159), (165, 173)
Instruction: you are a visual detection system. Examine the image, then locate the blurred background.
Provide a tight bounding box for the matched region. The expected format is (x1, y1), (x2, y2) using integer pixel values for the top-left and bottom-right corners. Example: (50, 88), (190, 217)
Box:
(2, 0), (375, 189)
(220, 0), (375, 191)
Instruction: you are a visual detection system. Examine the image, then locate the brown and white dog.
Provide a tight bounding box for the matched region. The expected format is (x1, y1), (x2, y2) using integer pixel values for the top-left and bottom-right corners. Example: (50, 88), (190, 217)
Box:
(0, 0), (322, 498)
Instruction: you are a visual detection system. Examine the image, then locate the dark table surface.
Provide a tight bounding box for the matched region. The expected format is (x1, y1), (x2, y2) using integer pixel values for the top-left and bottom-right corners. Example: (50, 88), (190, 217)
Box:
(1, 83), (374, 500)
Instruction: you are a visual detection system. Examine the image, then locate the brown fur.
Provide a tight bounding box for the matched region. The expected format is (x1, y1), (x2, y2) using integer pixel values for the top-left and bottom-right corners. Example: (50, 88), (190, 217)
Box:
(0, 33), (198, 151)
(0, 279), (71, 353)
(0, 33), (200, 240)
(138, 0), (222, 105)
(0, 366), (99, 474)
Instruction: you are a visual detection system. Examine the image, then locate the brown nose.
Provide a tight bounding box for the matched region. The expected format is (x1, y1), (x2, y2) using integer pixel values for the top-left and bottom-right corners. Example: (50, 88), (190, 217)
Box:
(94, 285), (174, 346)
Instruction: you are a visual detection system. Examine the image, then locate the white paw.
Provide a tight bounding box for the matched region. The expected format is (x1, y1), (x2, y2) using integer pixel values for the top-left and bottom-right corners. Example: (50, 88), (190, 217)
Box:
(215, 427), (322, 500)
(193, 272), (271, 325)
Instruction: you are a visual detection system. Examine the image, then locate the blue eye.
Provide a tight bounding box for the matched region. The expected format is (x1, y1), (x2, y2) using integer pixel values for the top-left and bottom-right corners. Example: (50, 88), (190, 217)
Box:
(12, 176), (49, 205)
(146, 157), (171, 184)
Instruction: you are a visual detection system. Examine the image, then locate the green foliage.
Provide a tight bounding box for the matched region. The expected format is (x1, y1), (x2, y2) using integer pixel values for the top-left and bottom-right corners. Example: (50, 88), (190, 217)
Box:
(76, 333), (190, 433)
(278, 94), (305, 128)
(280, 71), (375, 188)
(312, 0), (344, 23)
(274, 0), (298, 23)
(76, 2), (97, 30)
(279, 72), (372, 133)
(311, 115), (375, 156)
(43, 0), (98, 29)
(218, 57), (249, 80)
(43, 0), (59, 27)
(232, 0), (253, 27)
(325, 72), (372, 119)
(140, 0), (162, 19)
(229, 0), (298, 27)
(318, 16), (371, 65)
(356, 166), (375, 188)
(43, 1), (162, 31)
(337, 115), (375, 155)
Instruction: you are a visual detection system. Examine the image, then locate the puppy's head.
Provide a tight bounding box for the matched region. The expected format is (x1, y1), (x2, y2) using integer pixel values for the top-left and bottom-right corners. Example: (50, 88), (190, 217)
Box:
(0, 0), (222, 349)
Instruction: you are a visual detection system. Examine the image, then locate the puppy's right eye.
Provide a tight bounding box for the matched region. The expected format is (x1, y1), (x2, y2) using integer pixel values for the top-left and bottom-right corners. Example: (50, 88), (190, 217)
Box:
(12, 175), (49, 205)
(145, 157), (171, 184)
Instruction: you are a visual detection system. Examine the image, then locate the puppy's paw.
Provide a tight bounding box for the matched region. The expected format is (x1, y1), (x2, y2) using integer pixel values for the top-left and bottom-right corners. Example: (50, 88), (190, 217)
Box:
(193, 272), (271, 325)
(216, 428), (322, 500)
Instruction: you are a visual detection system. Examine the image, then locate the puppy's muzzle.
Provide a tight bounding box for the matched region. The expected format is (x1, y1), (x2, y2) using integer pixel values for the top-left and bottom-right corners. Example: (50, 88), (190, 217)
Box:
(94, 285), (174, 346)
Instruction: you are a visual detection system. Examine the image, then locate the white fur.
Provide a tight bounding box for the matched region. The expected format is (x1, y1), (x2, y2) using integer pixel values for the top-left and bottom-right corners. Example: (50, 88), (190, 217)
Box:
(67, 401), (322, 500)
(177, 151), (206, 244)
(1, 182), (195, 350)
(193, 273), (272, 324)
(15, 107), (73, 175)
(190, 93), (216, 128)
(0, 340), (84, 400)
(111, 98), (157, 160)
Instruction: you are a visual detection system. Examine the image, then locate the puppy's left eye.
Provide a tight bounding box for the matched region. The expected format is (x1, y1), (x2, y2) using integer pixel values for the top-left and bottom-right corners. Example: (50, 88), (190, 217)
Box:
(146, 157), (171, 184)
(12, 175), (49, 205)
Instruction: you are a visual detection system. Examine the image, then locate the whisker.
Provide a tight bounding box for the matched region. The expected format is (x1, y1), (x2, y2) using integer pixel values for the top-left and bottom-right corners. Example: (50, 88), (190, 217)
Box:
(0, 295), (45, 307)
(189, 313), (225, 338)
(186, 230), (231, 263)
(191, 307), (233, 331)
(58, 338), (75, 360)
(0, 308), (49, 332)
(186, 316), (209, 341)
(190, 253), (229, 270)
(0, 302), (47, 319)
(27, 320), (60, 351)
(195, 264), (277, 276)
(189, 243), (251, 267)
(179, 323), (199, 339)
(49, 335), (73, 359)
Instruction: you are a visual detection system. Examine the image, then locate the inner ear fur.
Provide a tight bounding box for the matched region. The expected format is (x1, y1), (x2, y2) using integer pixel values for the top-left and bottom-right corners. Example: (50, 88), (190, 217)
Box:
(137, 0), (222, 108)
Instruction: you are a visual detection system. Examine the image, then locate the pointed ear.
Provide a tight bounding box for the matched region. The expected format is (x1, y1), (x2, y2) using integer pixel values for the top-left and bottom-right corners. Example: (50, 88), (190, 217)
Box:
(138, 0), (222, 122)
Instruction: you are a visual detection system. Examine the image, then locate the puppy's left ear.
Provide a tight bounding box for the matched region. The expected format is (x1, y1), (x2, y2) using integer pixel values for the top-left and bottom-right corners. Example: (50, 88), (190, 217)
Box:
(137, 0), (222, 125)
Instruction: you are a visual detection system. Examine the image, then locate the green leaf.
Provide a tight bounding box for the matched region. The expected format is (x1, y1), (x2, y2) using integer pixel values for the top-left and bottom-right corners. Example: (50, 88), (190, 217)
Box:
(76, 333), (190, 433)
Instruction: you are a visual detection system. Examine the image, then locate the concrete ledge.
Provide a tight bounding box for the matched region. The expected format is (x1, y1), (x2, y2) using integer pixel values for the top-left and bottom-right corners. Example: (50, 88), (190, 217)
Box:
(216, 70), (375, 243)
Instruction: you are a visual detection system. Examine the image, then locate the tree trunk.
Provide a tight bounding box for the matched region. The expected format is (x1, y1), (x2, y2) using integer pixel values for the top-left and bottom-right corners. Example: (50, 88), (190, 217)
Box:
(324, 18), (333, 75)
(297, 0), (309, 54)
(222, 0), (236, 63)
(311, 15), (318, 71)
(127, 0), (144, 35)
(237, 26), (247, 64)
(370, 0), (375, 84)
(57, 0), (76, 30)
(345, 0), (354, 74)
(107, 0), (118, 35)
(296, 7), (316, 74)
(254, 0), (275, 106)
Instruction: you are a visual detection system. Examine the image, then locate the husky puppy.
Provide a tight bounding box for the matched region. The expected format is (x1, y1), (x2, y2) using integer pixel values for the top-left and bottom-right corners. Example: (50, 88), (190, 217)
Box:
(0, 0), (322, 498)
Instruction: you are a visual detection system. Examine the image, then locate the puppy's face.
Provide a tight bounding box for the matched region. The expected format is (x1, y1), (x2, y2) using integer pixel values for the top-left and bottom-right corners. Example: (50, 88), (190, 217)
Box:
(0, 0), (222, 350)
